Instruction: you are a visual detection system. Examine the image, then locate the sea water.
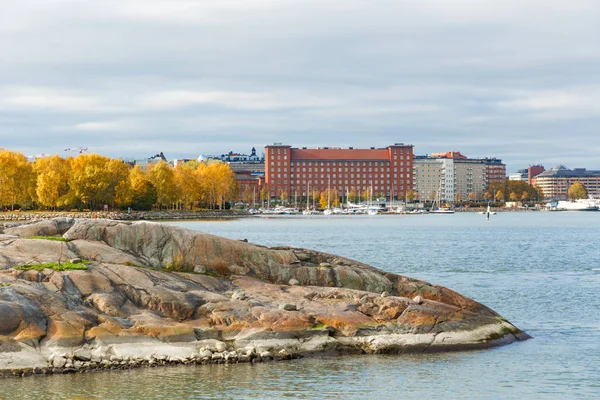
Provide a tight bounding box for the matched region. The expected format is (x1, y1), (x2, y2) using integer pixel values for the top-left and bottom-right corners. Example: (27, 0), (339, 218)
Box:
(3, 212), (599, 399)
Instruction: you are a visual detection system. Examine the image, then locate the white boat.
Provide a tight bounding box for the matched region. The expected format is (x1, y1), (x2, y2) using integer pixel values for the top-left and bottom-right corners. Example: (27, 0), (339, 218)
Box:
(430, 186), (454, 214)
(430, 208), (455, 214)
(478, 203), (497, 219)
(546, 200), (598, 211)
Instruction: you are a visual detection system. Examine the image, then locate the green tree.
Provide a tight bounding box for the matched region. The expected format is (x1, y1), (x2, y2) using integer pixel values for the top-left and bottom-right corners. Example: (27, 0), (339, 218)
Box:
(568, 181), (587, 199)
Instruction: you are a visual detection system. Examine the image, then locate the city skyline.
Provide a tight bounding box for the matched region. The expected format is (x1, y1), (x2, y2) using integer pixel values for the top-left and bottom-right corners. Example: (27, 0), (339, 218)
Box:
(1, 0), (599, 173)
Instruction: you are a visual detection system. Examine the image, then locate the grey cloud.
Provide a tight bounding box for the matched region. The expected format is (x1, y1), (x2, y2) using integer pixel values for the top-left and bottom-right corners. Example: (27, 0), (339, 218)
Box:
(0, 0), (599, 172)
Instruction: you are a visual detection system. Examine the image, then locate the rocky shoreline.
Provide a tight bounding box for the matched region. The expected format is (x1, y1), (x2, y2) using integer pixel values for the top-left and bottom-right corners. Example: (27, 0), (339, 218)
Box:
(0, 218), (530, 378)
(0, 209), (251, 222)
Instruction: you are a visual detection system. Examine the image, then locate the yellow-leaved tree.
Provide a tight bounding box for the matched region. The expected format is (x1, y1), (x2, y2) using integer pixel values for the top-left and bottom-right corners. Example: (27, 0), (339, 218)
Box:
(33, 155), (70, 210)
(203, 162), (237, 209)
(68, 154), (124, 210)
(122, 165), (157, 210)
(568, 181), (587, 200)
(175, 160), (201, 210)
(0, 150), (35, 211)
(148, 161), (180, 209)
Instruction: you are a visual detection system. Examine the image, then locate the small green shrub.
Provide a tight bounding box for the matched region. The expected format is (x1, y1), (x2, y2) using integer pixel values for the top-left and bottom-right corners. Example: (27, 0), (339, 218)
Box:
(0, 283), (10, 287)
(27, 236), (68, 242)
(14, 260), (90, 272)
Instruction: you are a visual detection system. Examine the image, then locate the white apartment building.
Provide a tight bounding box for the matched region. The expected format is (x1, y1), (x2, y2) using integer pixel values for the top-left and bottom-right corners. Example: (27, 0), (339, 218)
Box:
(413, 154), (490, 202)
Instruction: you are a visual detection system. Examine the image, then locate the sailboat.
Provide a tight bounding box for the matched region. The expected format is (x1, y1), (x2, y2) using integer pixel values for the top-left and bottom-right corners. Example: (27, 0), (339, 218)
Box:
(302, 181), (319, 215)
(367, 182), (380, 215)
(323, 177), (333, 215)
(430, 181), (454, 214)
(479, 202), (496, 219)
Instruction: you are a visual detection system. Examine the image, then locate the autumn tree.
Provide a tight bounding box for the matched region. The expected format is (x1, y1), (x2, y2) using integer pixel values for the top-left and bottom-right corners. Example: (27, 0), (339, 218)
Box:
(33, 155), (71, 210)
(67, 154), (123, 210)
(116, 165), (157, 210)
(347, 188), (358, 203)
(568, 181), (587, 200)
(521, 191), (529, 202)
(509, 191), (519, 202)
(406, 189), (416, 203)
(279, 189), (288, 204)
(259, 185), (270, 207)
(0, 150), (35, 211)
(200, 162), (237, 209)
(319, 191), (328, 209)
(148, 161), (180, 209)
(241, 186), (254, 206)
(495, 190), (504, 202)
(175, 161), (201, 210)
(331, 189), (340, 207)
(467, 192), (478, 202)
(361, 188), (371, 202)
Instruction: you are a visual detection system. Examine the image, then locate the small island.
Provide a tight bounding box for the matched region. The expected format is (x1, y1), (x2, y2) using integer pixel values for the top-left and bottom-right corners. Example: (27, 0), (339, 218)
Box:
(0, 218), (529, 377)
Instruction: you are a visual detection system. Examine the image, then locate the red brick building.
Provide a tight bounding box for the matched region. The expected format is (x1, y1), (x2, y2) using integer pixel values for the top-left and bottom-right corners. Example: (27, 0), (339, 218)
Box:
(264, 143), (414, 200)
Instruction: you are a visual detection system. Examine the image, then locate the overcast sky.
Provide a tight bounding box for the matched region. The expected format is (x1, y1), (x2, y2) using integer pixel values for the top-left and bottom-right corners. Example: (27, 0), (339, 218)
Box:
(1, 0), (599, 172)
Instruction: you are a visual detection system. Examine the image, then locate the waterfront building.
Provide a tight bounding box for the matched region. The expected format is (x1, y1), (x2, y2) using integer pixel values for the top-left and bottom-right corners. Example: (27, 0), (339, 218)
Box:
(413, 157), (455, 202)
(413, 151), (504, 202)
(528, 165), (545, 186)
(264, 143), (414, 201)
(534, 165), (600, 200)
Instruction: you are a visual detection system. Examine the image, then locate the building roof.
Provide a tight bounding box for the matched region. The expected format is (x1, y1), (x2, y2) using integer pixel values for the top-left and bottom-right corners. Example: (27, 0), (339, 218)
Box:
(290, 148), (391, 161)
(430, 151), (467, 159)
(537, 165), (600, 178)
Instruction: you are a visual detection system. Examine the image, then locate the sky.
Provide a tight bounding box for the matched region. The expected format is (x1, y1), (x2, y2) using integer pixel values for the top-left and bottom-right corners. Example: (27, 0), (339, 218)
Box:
(0, 0), (599, 173)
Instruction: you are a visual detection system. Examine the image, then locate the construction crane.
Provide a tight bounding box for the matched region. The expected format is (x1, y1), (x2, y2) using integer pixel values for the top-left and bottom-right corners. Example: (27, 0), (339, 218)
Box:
(64, 147), (88, 154)
(149, 152), (167, 162)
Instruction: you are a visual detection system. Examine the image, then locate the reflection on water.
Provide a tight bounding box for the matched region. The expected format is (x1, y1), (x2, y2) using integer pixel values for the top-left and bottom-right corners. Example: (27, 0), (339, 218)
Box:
(2, 213), (599, 399)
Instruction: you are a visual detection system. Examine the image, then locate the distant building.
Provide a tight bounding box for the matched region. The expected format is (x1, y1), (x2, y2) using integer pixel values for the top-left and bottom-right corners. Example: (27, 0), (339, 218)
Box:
(198, 147), (264, 164)
(264, 143), (414, 200)
(528, 165), (545, 186)
(509, 169), (528, 181)
(413, 152), (505, 202)
(534, 165), (600, 200)
(122, 152), (167, 170)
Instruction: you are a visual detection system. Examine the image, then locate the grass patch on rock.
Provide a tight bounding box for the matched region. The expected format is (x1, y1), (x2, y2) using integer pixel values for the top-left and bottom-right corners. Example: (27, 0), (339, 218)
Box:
(13, 260), (90, 272)
(27, 235), (68, 242)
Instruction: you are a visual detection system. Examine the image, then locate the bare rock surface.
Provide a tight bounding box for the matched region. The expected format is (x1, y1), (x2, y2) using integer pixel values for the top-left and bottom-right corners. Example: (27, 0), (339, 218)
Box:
(0, 218), (529, 376)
